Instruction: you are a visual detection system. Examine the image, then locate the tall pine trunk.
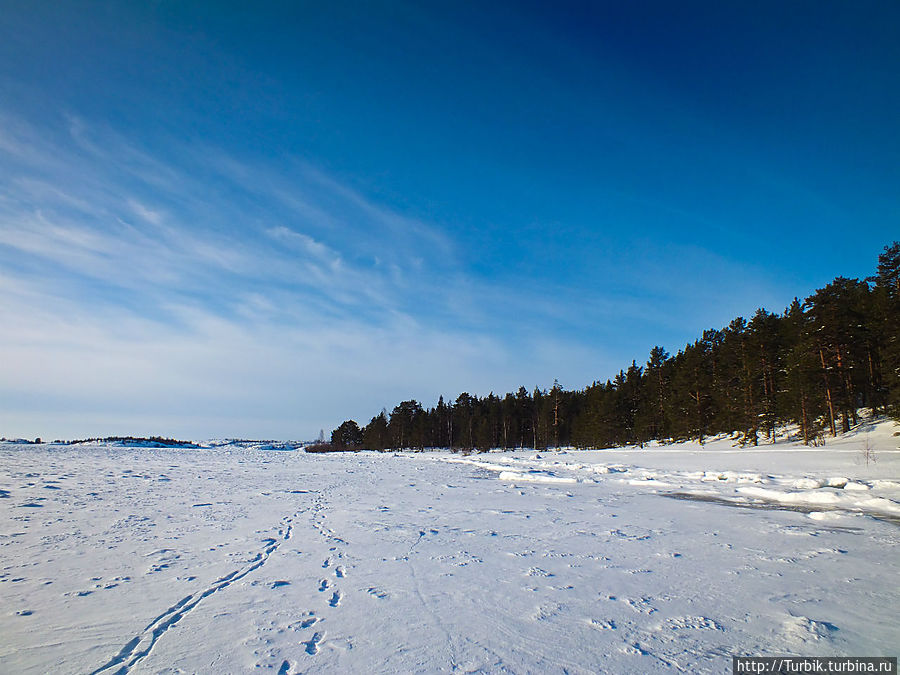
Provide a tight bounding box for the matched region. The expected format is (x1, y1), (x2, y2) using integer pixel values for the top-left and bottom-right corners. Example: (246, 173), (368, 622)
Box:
(819, 346), (837, 437)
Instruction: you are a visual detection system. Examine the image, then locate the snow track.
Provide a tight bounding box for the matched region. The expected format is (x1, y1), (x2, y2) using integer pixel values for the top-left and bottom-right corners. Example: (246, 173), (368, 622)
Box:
(91, 510), (303, 675)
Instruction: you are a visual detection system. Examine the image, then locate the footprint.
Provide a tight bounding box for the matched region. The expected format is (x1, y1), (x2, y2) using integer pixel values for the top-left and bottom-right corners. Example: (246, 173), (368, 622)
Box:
(588, 618), (616, 630)
(527, 567), (553, 577)
(621, 596), (657, 615)
(664, 615), (722, 631)
(334, 566), (345, 578)
(329, 591), (341, 607)
(318, 579), (329, 592)
(304, 631), (323, 655)
(290, 612), (317, 630)
(532, 602), (563, 621)
(367, 587), (388, 599)
(623, 641), (652, 657)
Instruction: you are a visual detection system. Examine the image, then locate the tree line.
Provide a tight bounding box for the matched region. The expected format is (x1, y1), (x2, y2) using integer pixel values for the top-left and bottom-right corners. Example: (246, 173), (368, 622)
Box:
(321, 242), (900, 452)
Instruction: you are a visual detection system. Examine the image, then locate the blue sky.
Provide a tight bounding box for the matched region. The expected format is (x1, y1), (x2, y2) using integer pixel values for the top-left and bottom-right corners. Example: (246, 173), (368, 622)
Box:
(1, 1), (898, 440)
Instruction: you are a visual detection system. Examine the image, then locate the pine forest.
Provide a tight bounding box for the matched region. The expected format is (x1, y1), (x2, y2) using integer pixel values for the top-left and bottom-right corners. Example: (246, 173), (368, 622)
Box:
(324, 242), (900, 452)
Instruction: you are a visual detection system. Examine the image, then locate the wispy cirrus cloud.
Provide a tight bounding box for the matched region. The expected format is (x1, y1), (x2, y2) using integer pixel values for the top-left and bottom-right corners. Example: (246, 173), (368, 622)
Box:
(0, 110), (617, 439)
(0, 106), (772, 441)
(0, 111), (455, 324)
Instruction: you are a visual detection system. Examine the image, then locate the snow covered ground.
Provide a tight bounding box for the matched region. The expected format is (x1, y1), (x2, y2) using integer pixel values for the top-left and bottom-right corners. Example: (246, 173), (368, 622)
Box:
(1, 421), (898, 674)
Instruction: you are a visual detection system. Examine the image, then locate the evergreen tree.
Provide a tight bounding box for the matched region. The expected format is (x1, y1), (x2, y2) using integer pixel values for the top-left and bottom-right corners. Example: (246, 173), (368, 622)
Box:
(874, 242), (900, 416)
(806, 278), (872, 433)
(515, 386), (533, 448)
(331, 420), (363, 449)
(747, 309), (782, 442)
(640, 346), (671, 441)
(389, 400), (425, 449)
(782, 299), (825, 444)
(453, 392), (475, 450)
(362, 411), (389, 451)
(434, 395), (450, 448)
(668, 340), (713, 442)
(550, 380), (563, 448)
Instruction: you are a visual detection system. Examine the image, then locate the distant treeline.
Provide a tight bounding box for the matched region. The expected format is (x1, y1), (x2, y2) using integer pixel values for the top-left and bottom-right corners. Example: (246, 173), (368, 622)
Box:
(320, 243), (900, 452)
(63, 436), (200, 448)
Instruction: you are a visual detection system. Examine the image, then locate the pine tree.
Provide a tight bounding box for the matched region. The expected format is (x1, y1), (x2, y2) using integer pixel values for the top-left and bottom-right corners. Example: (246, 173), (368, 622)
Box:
(362, 411), (389, 451)
(782, 299), (825, 444)
(453, 393), (475, 450)
(747, 309), (782, 442)
(806, 278), (872, 433)
(331, 420), (363, 449)
(641, 346), (670, 441)
(669, 340), (713, 443)
(874, 242), (900, 416)
(550, 380), (562, 448)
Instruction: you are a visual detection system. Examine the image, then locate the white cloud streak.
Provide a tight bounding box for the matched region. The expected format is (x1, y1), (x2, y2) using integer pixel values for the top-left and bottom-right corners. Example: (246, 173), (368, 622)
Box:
(0, 110), (613, 439)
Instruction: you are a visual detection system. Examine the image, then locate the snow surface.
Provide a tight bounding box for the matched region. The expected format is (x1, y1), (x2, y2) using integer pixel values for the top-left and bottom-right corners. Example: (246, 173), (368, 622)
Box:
(1, 422), (899, 673)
